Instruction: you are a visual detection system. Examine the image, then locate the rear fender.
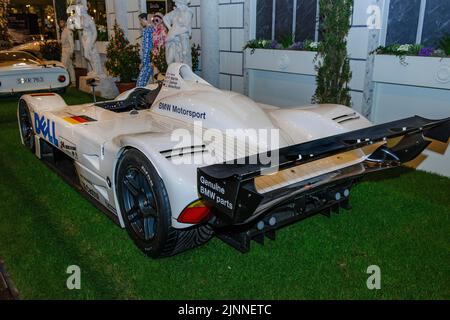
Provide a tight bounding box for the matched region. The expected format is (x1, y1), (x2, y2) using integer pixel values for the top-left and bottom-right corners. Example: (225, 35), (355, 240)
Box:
(111, 133), (200, 230)
(267, 104), (372, 144)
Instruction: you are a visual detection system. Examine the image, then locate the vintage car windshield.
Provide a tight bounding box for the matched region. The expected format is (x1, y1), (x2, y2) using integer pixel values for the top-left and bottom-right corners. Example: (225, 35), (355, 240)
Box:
(0, 52), (41, 65)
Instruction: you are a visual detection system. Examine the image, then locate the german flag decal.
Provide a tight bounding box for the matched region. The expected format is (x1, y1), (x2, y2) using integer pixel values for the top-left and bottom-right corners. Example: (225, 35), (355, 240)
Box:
(64, 115), (97, 125)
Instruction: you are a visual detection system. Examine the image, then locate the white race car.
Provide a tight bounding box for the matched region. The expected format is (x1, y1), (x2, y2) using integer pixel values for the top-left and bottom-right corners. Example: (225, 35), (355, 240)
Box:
(17, 63), (450, 258)
(1, 51), (69, 95)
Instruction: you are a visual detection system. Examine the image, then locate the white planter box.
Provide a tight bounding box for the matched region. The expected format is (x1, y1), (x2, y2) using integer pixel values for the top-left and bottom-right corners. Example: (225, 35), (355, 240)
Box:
(373, 54), (450, 90)
(245, 49), (317, 76)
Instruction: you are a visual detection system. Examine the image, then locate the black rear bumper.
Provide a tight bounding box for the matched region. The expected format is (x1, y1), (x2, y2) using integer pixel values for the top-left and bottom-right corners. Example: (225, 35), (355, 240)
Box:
(198, 116), (450, 228)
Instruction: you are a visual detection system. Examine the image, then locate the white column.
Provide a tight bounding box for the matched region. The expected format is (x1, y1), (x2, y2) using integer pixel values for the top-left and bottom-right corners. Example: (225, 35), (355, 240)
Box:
(113, 0), (129, 37)
(200, 0), (220, 87)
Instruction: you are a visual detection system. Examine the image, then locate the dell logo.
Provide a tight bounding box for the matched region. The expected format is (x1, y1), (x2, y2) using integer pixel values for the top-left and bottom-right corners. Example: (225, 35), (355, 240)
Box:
(34, 113), (59, 146)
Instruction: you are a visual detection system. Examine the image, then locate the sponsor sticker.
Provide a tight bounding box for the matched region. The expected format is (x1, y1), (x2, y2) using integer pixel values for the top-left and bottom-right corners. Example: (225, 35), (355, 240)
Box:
(34, 112), (59, 146)
(163, 72), (181, 90)
(198, 175), (233, 211)
(158, 102), (207, 120)
(79, 175), (100, 201)
(59, 137), (78, 160)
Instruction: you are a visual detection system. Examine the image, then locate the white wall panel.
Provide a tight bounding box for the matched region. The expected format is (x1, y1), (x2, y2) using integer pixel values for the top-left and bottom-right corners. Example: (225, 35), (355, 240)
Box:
(352, 0), (374, 26)
(348, 27), (370, 59)
(248, 70), (316, 107)
(349, 60), (367, 92)
(219, 3), (244, 28)
(219, 29), (231, 51)
(220, 52), (243, 76)
(231, 29), (245, 52)
(350, 91), (364, 114)
(220, 74), (231, 90)
(217, 1), (246, 91)
(231, 75), (245, 94)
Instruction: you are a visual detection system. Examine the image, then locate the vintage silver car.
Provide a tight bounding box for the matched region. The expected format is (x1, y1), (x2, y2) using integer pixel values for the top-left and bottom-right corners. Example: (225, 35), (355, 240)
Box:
(0, 51), (69, 95)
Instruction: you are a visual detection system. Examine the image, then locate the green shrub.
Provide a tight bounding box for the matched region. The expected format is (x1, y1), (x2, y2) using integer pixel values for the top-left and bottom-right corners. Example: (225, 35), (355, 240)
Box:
(313, 0), (353, 107)
(105, 22), (140, 83)
(151, 46), (168, 74)
(439, 34), (450, 56)
(40, 40), (62, 61)
(191, 43), (201, 72)
(279, 34), (294, 49)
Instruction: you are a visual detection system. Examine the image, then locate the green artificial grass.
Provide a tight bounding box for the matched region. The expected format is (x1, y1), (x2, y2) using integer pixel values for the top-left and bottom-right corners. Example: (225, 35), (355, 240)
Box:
(0, 88), (449, 300)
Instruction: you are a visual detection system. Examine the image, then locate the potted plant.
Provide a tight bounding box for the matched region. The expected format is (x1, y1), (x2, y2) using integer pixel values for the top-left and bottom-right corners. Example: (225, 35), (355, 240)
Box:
(370, 35), (450, 90)
(151, 46), (168, 80)
(105, 22), (141, 93)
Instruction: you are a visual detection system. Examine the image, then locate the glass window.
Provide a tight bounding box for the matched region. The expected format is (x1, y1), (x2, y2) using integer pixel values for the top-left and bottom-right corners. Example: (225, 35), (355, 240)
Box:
(256, 0), (273, 40)
(7, 2), (57, 39)
(275, 0), (294, 42)
(385, 0), (421, 45)
(422, 0), (450, 46)
(385, 0), (450, 46)
(147, 0), (170, 15)
(87, 0), (107, 27)
(87, 0), (108, 41)
(255, 0), (319, 42)
(295, 0), (317, 42)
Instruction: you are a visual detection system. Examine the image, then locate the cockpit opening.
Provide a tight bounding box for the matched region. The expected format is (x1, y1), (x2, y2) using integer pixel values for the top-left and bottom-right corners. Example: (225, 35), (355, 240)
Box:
(95, 83), (163, 113)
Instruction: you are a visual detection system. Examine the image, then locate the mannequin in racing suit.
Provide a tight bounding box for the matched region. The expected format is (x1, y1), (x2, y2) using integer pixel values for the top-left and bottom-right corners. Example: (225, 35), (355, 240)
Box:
(60, 19), (75, 86)
(137, 13), (154, 87)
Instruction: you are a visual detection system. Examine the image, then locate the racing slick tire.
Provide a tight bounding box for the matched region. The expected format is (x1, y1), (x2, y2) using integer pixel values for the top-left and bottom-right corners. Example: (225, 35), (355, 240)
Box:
(18, 99), (35, 153)
(116, 149), (214, 258)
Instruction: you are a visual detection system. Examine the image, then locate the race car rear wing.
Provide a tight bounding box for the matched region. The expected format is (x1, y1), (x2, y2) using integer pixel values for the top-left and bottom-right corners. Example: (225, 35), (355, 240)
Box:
(197, 116), (450, 225)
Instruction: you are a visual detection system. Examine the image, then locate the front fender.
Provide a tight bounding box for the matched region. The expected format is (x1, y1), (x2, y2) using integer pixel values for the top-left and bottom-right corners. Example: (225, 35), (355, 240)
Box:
(20, 93), (67, 115)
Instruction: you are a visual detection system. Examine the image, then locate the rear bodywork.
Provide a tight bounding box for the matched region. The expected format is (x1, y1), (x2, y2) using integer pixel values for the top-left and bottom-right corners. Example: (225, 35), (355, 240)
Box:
(198, 116), (450, 251)
(0, 51), (69, 95)
(18, 63), (450, 253)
